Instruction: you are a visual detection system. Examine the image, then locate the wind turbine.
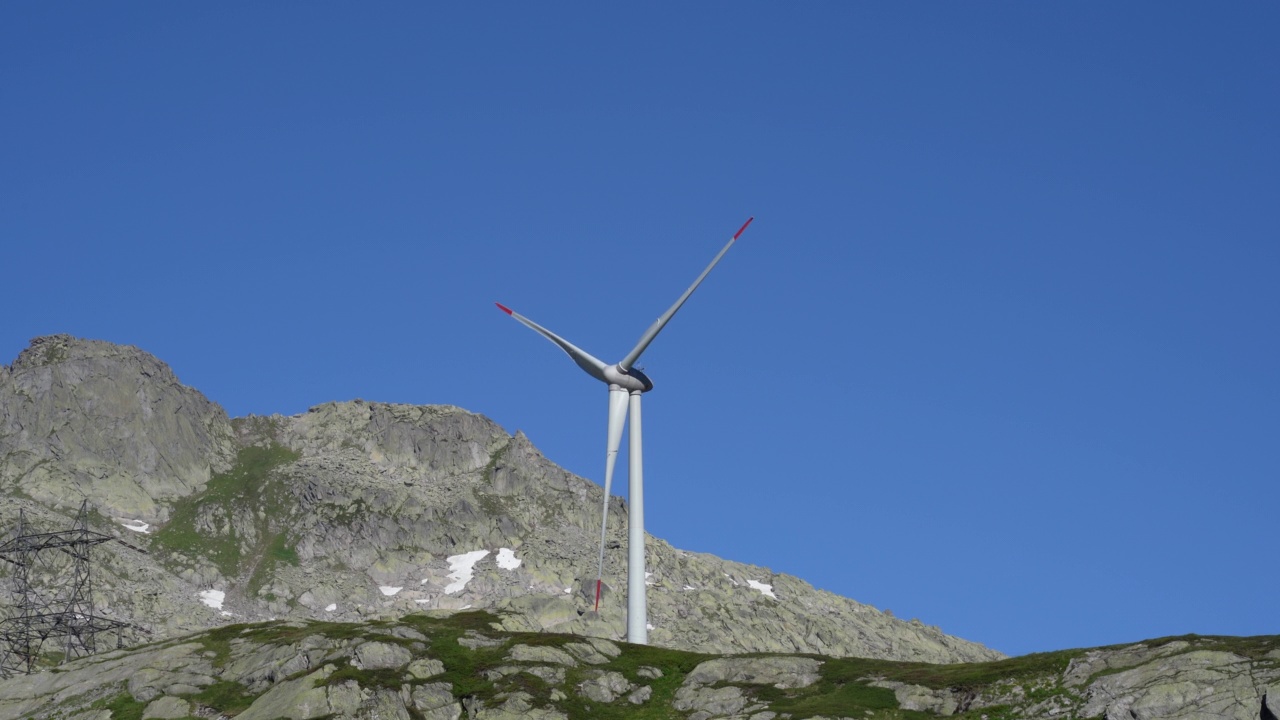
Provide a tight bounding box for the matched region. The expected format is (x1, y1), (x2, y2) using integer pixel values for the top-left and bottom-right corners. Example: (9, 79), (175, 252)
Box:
(495, 217), (753, 645)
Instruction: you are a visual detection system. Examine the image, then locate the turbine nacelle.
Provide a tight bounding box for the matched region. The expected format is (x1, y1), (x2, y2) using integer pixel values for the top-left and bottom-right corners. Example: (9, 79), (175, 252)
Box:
(604, 364), (652, 393)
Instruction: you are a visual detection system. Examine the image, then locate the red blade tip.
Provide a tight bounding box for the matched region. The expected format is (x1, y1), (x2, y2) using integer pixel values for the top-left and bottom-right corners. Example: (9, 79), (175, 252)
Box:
(733, 217), (754, 240)
(594, 579), (602, 612)
(495, 302), (513, 315)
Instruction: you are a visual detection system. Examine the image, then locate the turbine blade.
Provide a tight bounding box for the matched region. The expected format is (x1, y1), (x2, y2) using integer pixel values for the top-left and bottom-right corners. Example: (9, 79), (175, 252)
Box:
(596, 387), (629, 611)
(495, 303), (610, 383)
(618, 217), (753, 371)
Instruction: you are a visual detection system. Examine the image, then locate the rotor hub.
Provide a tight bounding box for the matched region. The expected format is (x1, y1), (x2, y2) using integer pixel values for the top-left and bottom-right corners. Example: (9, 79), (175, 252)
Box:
(604, 364), (653, 392)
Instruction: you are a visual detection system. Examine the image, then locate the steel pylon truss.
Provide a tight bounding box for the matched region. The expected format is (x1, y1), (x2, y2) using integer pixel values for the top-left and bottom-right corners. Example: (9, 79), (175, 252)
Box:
(0, 500), (148, 676)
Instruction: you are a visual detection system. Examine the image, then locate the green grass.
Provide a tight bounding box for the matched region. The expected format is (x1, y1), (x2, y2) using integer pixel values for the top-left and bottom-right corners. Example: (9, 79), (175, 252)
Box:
(1136, 633), (1280, 661)
(401, 611), (513, 700)
(320, 660), (409, 691)
(571, 640), (711, 719)
(205, 617), (406, 652)
(189, 680), (257, 715)
(875, 647), (1081, 691)
(40, 343), (68, 365)
(268, 532), (301, 565)
(90, 691), (147, 720)
(476, 442), (514, 516)
(483, 442), (511, 484)
(247, 530), (302, 597)
(753, 675), (902, 718)
(151, 443), (300, 578)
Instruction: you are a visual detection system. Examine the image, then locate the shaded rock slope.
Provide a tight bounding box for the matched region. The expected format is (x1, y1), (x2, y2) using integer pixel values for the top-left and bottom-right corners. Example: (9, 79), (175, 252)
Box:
(0, 335), (998, 664)
(0, 610), (1276, 720)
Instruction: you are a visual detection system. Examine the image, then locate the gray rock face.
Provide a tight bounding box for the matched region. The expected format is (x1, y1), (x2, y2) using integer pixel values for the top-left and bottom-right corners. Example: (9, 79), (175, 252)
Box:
(412, 682), (462, 720)
(507, 644), (579, 666)
(1081, 650), (1264, 720)
(141, 696), (191, 719)
(0, 335), (999, 662)
(577, 670), (633, 703)
(352, 640), (413, 670)
(685, 656), (823, 689)
(469, 691), (567, 720)
(0, 335), (235, 522)
(1064, 640), (1193, 687)
(673, 682), (749, 717)
(949, 639), (1279, 720)
(357, 688), (412, 720)
(627, 685), (653, 704)
(235, 665), (334, 720)
(407, 657), (445, 679)
(673, 657), (823, 719)
(870, 679), (961, 715)
(1265, 688), (1280, 720)
(217, 399), (1003, 661)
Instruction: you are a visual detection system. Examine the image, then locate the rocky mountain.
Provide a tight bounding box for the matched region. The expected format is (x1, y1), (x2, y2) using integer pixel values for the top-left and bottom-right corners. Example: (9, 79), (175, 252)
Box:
(0, 335), (999, 665)
(0, 610), (1276, 720)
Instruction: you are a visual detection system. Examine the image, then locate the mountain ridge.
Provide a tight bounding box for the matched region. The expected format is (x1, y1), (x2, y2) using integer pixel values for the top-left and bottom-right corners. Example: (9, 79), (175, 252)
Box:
(1, 334), (997, 665)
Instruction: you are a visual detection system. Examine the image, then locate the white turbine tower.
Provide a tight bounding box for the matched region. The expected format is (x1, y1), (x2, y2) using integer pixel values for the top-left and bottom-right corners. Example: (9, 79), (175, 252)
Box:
(496, 217), (753, 645)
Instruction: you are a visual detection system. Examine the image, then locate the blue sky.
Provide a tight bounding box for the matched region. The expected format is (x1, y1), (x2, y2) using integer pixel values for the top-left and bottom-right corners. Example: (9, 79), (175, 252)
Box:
(3, 3), (1276, 657)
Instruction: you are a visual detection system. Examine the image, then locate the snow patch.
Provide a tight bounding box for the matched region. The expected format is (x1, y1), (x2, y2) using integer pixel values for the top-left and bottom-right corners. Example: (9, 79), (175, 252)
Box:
(198, 590), (225, 610)
(645, 571), (654, 587)
(646, 623), (655, 631)
(724, 573), (740, 586)
(683, 585), (696, 591)
(748, 580), (777, 599)
(564, 587), (572, 594)
(445, 550), (490, 594)
(325, 603), (337, 612)
(120, 520), (151, 534)
(496, 548), (521, 570)
(379, 586), (403, 596)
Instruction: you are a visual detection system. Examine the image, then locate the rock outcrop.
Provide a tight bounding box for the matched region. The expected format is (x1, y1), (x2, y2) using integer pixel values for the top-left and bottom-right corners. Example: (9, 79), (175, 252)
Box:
(0, 334), (234, 522)
(0, 612), (1274, 720)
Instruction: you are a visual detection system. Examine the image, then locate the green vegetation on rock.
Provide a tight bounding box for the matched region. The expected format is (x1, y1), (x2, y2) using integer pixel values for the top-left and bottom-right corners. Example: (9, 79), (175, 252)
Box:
(1, 610), (1277, 720)
(152, 443), (300, 579)
(90, 692), (146, 720)
(191, 680), (257, 715)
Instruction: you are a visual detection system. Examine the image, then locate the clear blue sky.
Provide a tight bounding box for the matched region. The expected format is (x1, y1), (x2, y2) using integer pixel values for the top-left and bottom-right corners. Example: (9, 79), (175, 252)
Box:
(3, 3), (1276, 657)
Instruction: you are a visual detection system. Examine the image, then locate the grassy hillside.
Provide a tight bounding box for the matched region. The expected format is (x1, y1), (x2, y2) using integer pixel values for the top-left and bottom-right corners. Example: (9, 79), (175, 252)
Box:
(6, 609), (1276, 720)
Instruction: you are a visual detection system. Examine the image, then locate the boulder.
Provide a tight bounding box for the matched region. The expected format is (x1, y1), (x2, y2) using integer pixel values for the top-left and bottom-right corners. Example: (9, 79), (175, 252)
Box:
(506, 644), (578, 666)
(577, 671), (633, 703)
(411, 683), (462, 720)
(1081, 650), (1260, 720)
(141, 697), (191, 720)
(352, 640), (412, 670)
(685, 656), (823, 689)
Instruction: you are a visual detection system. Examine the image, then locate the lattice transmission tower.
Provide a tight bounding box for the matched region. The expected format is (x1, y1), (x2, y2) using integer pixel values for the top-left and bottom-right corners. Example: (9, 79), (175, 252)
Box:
(0, 500), (148, 676)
